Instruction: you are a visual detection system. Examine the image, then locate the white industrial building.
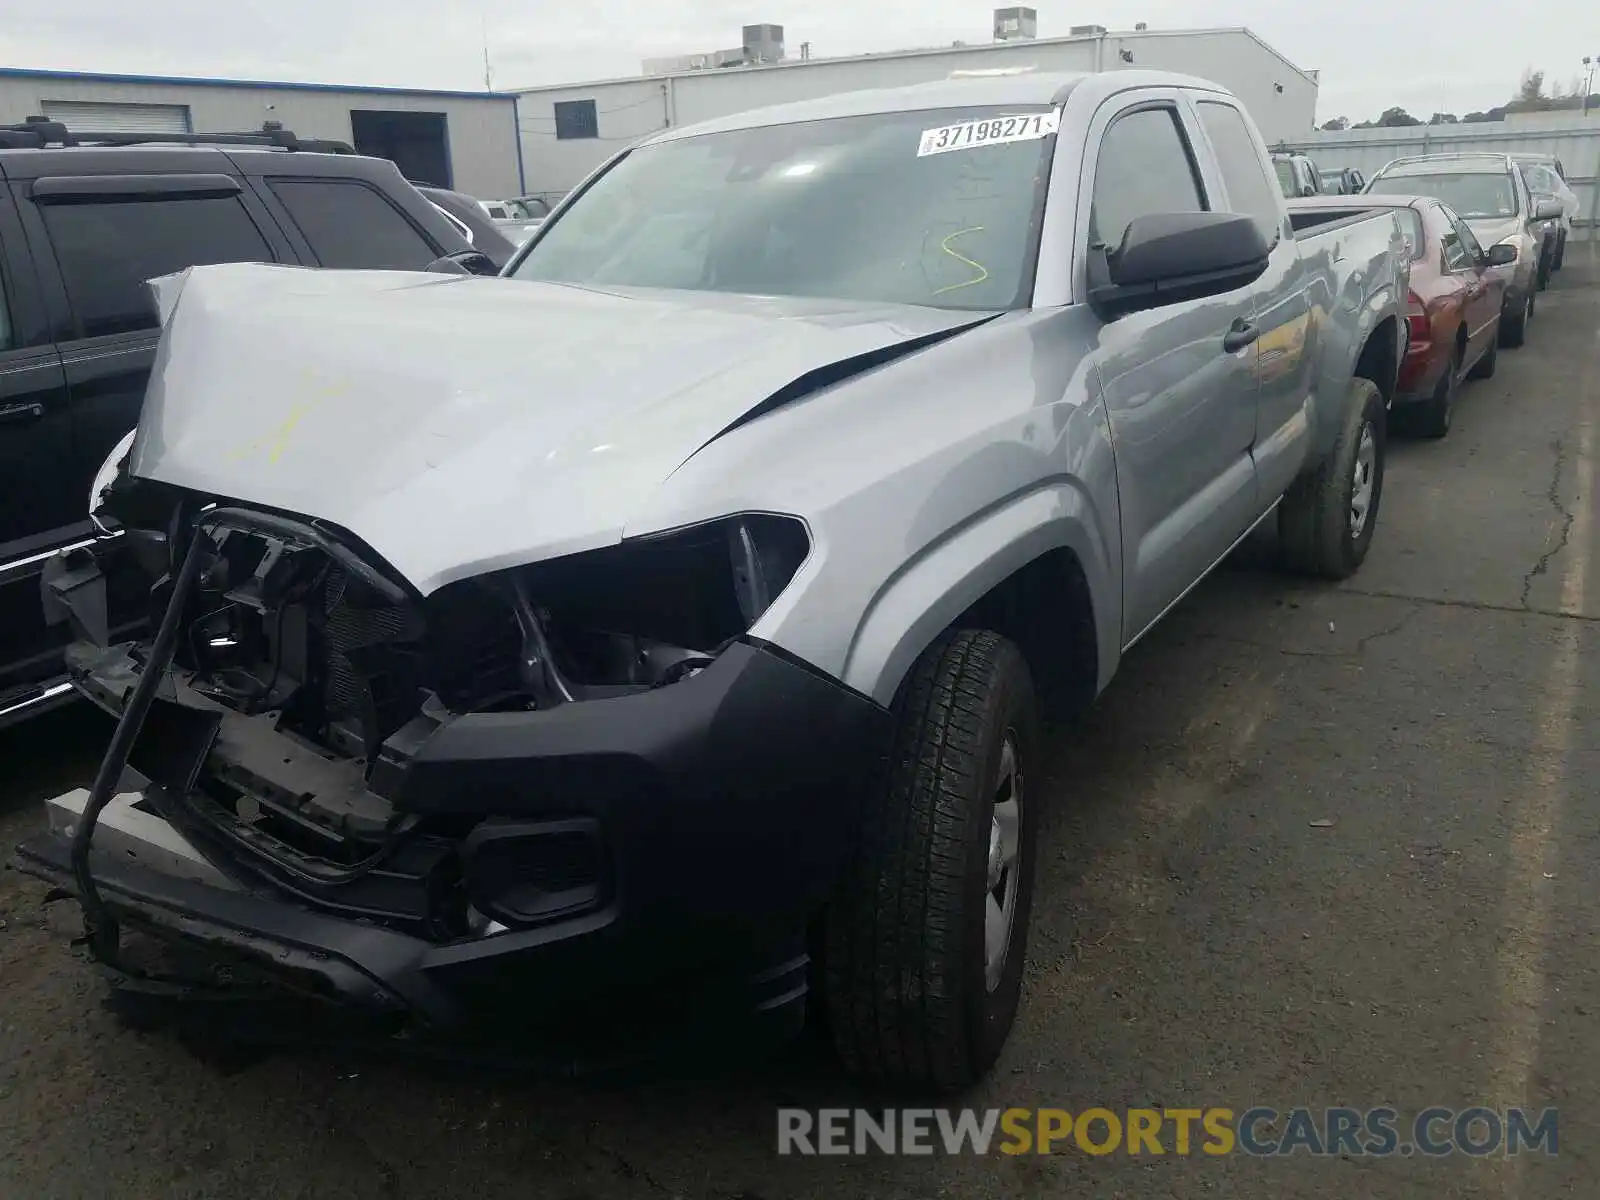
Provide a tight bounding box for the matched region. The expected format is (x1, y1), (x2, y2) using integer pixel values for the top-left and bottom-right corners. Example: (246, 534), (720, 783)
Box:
(512, 20), (1320, 197)
(0, 68), (523, 199)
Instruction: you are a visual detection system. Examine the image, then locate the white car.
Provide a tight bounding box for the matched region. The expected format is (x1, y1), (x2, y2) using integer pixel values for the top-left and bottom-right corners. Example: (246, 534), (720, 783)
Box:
(1514, 157), (1578, 273)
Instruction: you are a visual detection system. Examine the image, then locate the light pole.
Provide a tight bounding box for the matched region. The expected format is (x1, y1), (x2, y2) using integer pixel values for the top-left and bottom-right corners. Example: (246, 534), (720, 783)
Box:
(1586, 56), (1598, 115)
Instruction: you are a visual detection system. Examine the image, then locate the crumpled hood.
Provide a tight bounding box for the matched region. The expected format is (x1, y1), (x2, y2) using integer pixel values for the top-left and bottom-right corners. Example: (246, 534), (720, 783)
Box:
(132, 263), (984, 593)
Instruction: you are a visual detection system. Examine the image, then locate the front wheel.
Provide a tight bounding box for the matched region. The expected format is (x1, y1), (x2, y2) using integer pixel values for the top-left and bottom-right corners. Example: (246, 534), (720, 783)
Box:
(824, 629), (1039, 1092)
(1278, 377), (1386, 579)
(1553, 233), (1566, 272)
(1500, 288), (1532, 348)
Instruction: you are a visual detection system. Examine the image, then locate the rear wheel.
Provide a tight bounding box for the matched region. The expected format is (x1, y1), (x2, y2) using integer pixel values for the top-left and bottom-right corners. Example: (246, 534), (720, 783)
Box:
(1278, 377), (1385, 579)
(824, 629), (1039, 1092)
(1553, 233), (1566, 271)
(1416, 342), (1462, 439)
(1467, 325), (1499, 380)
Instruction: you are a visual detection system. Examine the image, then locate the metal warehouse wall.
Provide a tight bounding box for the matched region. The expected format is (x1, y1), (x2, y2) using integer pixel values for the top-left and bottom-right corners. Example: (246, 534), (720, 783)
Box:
(515, 28), (1318, 195)
(0, 74), (522, 199)
(1290, 116), (1600, 240)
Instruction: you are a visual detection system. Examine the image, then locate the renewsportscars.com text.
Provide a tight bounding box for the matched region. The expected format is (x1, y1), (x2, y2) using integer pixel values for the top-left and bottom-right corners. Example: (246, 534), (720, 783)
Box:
(776, 1107), (1559, 1157)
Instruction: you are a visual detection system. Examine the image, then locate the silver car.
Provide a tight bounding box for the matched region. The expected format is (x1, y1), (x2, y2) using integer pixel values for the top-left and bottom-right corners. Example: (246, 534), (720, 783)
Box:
(21, 70), (1408, 1092)
(1366, 153), (1563, 344)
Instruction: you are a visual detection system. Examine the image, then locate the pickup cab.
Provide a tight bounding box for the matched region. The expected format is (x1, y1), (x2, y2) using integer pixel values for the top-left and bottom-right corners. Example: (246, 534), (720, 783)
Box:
(17, 70), (1409, 1092)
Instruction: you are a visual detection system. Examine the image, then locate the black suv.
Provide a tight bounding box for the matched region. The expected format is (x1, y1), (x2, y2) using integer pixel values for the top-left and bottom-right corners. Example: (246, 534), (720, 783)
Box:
(0, 121), (478, 728)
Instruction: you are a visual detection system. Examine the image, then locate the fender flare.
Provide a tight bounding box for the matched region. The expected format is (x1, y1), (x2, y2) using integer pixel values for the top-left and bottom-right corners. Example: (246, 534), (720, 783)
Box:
(839, 482), (1119, 707)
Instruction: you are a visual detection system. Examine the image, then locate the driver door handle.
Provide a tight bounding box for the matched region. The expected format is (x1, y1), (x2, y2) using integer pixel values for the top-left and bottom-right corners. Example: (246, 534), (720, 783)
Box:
(1223, 319), (1259, 353)
(0, 402), (44, 424)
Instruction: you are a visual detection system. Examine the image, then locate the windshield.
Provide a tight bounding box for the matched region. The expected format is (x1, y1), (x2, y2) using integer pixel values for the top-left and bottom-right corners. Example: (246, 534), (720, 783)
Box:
(1368, 170), (1516, 219)
(511, 105), (1057, 310)
(1273, 159), (1296, 198)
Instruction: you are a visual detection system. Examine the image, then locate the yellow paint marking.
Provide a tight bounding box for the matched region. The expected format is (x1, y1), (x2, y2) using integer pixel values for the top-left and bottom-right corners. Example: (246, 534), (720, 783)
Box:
(932, 227), (990, 296)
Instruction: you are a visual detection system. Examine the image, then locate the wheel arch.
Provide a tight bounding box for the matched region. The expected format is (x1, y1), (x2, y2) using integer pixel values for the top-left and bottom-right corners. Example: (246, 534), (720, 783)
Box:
(838, 484), (1117, 709)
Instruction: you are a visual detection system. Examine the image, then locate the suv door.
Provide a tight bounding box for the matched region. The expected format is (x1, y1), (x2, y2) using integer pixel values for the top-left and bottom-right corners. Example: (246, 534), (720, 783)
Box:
(1082, 92), (1262, 645)
(0, 176), (78, 700)
(17, 172), (294, 489)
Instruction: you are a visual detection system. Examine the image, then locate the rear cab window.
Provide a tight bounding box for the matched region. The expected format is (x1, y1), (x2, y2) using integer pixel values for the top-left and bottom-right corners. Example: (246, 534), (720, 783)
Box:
(1195, 100), (1283, 240)
(37, 189), (276, 337)
(268, 179), (439, 270)
(1395, 207), (1426, 261)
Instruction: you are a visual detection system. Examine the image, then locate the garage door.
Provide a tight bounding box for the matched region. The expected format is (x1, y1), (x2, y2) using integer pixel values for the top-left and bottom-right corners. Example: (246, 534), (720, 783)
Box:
(41, 100), (192, 135)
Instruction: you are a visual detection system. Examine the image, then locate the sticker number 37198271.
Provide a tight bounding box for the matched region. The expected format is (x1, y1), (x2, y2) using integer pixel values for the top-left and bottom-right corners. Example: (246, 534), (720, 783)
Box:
(916, 111), (1061, 157)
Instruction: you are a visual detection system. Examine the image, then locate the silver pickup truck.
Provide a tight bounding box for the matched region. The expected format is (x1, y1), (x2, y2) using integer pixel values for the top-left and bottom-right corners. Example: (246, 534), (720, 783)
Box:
(18, 70), (1409, 1092)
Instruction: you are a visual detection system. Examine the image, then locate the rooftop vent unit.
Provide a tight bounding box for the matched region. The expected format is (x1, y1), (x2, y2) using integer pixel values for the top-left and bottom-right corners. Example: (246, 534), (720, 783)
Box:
(742, 23), (786, 63)
(993, 7), (1038, 41)
(1070, 23), (1108, 35)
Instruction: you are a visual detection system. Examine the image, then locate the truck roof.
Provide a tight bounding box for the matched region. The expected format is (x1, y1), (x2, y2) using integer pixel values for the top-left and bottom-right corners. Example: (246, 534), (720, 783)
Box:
(647, 69), (1235, 144)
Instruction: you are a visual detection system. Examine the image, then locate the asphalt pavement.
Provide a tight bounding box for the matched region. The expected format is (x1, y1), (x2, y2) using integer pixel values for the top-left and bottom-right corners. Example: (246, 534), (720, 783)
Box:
(3, 254), (1598, 1199)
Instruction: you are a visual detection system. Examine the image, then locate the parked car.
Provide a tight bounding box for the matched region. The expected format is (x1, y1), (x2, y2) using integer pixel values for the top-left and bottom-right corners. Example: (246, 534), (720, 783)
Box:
(1317, 166), (1366, 195)
(1273, 151), (1323, 197)
(18, 70), (1409, 1091)
(414, 184), (519, 269)
(1513, 156), (1577, 275)
(487, 195), (552, 245)
(1292, 194), (1511, 437)
(1365, 153), (1561, 344)
(0, 120), (475, 730)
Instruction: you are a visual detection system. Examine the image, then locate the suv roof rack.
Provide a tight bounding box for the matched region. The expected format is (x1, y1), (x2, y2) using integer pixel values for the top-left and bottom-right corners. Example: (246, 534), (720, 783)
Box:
(0, 116), (356, 154)
(1374, 151), (1512, 175)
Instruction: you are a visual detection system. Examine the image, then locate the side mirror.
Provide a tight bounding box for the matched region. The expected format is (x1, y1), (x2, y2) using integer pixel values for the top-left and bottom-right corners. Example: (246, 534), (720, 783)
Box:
(1485, 243), (1517, 267)
(426, 249), (499, 277)
(1088, 212), (1271, 320)
(1533, 196), (1564, 222)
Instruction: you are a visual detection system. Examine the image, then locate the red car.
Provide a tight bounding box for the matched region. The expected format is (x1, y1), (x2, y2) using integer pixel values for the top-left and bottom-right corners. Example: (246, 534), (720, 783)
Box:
(1293, 194), (1511, 437)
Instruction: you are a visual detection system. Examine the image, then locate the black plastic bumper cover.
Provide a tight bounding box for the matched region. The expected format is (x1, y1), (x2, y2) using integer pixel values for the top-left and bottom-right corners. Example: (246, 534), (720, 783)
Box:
(15, 639), (891, 1029)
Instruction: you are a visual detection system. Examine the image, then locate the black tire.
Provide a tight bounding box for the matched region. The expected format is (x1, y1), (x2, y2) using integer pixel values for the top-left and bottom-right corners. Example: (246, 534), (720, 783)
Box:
(1553, 233), (1566, 272)
(1536, 250), (1551, 291)
(1467, 325), (1498, 380)
(1499, 288), (1531, 348)
(1415, 342), (1461, 439)
(824, 629), (1039, 1092)
(1278, 377), (1385, 579)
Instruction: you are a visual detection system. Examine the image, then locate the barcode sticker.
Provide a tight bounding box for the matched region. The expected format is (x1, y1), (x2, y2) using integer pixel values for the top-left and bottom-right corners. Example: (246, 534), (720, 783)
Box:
(916, 111), (1060, 157)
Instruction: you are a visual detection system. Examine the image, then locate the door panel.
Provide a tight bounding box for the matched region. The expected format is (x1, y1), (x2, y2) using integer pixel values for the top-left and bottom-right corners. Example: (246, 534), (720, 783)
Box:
(1079, 96), (1261, 644)
(0, 191), (78, 687)
(1448, 214), (1500, 357)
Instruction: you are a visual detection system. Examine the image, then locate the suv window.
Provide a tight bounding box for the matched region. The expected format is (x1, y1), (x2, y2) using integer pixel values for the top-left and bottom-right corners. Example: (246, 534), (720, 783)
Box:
(1196, 100), (1282, 238)
(1091, 106), (1206, 248)
(269, 179), (437, 270)
(40, 195), (275, 338)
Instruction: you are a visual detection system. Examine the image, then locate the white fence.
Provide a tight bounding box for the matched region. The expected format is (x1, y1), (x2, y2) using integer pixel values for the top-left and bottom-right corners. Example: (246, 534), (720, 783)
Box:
(1284, 115), (1600, 239)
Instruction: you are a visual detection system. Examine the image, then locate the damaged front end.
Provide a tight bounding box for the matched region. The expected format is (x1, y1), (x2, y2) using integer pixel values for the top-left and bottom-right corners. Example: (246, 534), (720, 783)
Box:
(18, 479), (888, 1045)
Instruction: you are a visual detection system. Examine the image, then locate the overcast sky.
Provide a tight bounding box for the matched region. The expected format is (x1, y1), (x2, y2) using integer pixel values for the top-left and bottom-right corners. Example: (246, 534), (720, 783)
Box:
(6, 2), (1598, 123)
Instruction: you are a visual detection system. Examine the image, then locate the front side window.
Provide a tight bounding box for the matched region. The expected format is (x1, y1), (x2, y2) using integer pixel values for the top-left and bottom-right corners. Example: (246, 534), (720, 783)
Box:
(1090, 106), (1206, 249)
(515, 105), (1057, 310)
(40, 195), (275, 338)
(1367, 170), (1516, 219)
(1450, 215), (1484, 263)
(269, 179), (438, 271)
(1441, 224), (1473, 272)
(1196, 100), (1282, 238)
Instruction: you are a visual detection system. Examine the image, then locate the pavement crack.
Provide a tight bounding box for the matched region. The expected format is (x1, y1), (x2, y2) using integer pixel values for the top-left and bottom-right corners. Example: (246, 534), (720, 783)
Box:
(1339, 587), (1600, 623)
(608, 1148), (674, 1196)
(1520, 435), (1575, 609)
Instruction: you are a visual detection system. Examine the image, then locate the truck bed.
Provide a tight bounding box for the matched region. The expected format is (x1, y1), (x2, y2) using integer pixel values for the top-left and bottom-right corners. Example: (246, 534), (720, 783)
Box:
(1285, 199), (1393, 236)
